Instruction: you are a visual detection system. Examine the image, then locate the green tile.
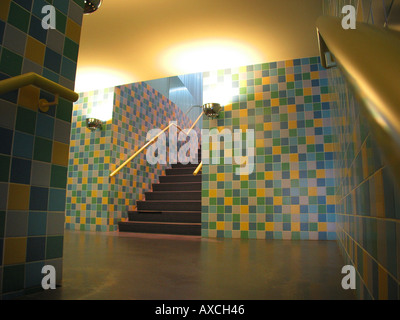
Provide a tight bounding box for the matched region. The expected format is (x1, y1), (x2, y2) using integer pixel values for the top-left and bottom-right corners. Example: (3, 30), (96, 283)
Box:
(33, 137), (53, 162)
(63, 38), (79, 62)
(15, 107), (36, 135)
(56, 9), (67, 33)
(2, 264), (25, 293)
(46, 235), (63, 259)
(50, 165), (67, 188)
(8, 2), (30, 33)
(0, 48), (23, 77)
(0, 155), (10, 182)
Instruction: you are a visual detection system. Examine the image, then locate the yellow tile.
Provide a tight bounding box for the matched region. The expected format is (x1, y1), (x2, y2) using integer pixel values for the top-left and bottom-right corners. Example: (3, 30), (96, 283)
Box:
(321, 94), (331, 102)
(271, 99), (279, 107)
(225, 197), (232, 206)
(240, 206), (249, 214)
(288, 105), (296, 113)
(265, 172), (273, 180)
(309, 187), (317, 196)
(255, 92), (263, 101)
(240, 222), (249, 230)
(66, 18), (82, 44)
(239, 80), (247, 87)
(292, 222), (300, 231)
(304, 88), (312, 96)
(286, 74), (294, 82)
(256, 139), (264, 148)
(311, 71), (320, 79)
(291, 170), (299, 179)
(18, 85), (41, 111)
(209, 189), (217, 197)
(264, 123), (272, 130)
(265, 222), (274, 231)
(8, 183), (30, 210)
(285, 60), (294, 67)
(290, 154), (298, 162)
(25, 36), (45, 65)
(217, 222), (225, 230)
(314, 119), (323, 127)
(325, 143), (334, 152)
(306, 136), (315, 144)
(316, 169), (325, 178)
(262, 77), (270, 85)
(52, 141), (69, 166)
(257, 189), (265, 197)
(274, 197), (282, 205)
(288, 120), (297, 129)
(272, 146), (281, 154)
(240, 124), (247, 131)
(0, 0), (11, 21)
(239, 109), (247, 117)
(318, 222), (327, 232)
(65, 216), (71, 223)
(4, 238), (27, 265)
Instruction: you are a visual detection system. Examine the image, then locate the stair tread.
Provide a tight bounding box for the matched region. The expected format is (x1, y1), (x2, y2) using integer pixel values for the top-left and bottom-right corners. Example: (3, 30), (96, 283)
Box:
(120, 221), (201, 225)
(129, 210), (201, 213)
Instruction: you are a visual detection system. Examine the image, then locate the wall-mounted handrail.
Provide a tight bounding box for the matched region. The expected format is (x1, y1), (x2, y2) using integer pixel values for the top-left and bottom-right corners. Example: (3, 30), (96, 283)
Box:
(110, 112), (203, 178)
(0, 72), (79, 102)
(193, 161), (202, 176)
(316, 15), (400, 182)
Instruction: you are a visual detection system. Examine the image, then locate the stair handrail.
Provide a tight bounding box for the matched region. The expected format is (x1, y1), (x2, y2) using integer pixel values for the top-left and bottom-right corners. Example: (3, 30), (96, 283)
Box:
(110, 111), (204, 178)
(316, 15), (400, 182)
(0, 72), (79, 105)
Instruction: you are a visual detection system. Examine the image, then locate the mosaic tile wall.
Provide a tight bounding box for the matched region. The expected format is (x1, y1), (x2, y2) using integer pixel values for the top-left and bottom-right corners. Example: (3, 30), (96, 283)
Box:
(0, 0), (84, 298)
(66, 82), (197, 231)
(201, 57), (336, 240)
(324, 0), (400, 300)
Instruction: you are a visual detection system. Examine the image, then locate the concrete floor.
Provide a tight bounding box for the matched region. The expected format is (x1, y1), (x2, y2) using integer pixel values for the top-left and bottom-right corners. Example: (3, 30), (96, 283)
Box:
(22, 230), (356, 300)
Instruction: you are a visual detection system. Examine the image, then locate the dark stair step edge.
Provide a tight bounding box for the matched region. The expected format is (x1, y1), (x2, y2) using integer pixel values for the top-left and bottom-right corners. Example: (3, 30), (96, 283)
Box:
(136, 200), (201, 211)
(128, 210), (201, 223)
(118, 221), (201, 236)
(152, 182), (201, 191)
(159, 174), (201, 183)
(145, 191), (201, 200)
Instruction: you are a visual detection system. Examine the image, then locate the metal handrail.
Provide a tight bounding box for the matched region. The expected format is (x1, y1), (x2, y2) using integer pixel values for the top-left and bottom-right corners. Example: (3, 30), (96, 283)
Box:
(109, 111), (204, 178)
(316, 15), (400, 182)
(0, 72), (79, 102)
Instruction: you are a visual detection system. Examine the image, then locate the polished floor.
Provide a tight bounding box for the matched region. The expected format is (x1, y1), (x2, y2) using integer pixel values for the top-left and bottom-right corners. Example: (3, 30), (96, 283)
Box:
(22, 230), (355, 300)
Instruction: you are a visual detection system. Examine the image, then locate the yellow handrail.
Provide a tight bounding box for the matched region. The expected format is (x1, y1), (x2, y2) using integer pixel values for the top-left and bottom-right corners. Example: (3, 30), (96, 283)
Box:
(316, 16), (400, 183)
(0, 72), (79, 102)
(193, 161), (202, 176)
(110, 112), (203, 178)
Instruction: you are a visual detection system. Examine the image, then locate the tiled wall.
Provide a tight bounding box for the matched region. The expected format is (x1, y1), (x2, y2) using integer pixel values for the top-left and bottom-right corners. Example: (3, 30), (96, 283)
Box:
(323, 1), (400, 300)
(201, 57), (336, 240)
(0, 0), (84, 298)
(329, 67), (400, 300)
(66, 82), (197, 231)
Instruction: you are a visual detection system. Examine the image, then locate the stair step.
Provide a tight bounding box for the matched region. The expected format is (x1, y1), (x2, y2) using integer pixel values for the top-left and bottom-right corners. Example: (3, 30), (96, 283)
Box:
(171, 163), (199, 169)
(152, 182), (201, 191)
(128, 210), (201, 223)
(118, 221), (201, 236)
(165, 167), (199, 175)
(145, 191), (201, 200)
(159, 174), (201, 183)
(136, 200), (201, 211)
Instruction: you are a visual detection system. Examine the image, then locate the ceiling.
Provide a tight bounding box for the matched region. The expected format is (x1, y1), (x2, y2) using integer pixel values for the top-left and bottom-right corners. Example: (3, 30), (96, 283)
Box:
(75, 0), (323, 92)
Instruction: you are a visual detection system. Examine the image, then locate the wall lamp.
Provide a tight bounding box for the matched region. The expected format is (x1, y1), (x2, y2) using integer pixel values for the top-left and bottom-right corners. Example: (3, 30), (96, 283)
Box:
(84, 0), (103, 14)
(202, 103), (222, 118)
(86, 118), (103, 131)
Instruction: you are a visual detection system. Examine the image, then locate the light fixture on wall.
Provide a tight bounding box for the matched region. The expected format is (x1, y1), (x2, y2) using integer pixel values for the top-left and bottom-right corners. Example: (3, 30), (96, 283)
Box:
(86, 118), (103, 131)
(84, 0), (102, 14)
(202, 103), (222, 118)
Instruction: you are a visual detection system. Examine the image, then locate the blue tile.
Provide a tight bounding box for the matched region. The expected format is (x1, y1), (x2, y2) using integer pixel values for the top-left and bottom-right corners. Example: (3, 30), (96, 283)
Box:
(28, 211), (47, 236)
(48, 188), (66, 211)
(29, 186), (49, 210)
(14, 0), (33, 11)
(12, 132), (34, 159)
(44, 47), (62, 73)
(36, 113), (54, 139)
(0, 127), (13, 155)
(25, 261), (45, 288)
(26, 236), (46, 262)
(10, 157), (32, 184)
(53, 0), (69, 14)
(29, 15), (47, 44)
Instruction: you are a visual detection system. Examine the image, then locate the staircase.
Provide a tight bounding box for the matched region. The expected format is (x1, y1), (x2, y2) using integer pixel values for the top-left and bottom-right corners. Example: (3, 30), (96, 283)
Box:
(118, 151), (201, 236)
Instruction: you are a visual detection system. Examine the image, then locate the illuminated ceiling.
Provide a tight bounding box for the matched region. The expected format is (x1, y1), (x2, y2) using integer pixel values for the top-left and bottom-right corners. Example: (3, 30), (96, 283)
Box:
(75, 0), (323, 92)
